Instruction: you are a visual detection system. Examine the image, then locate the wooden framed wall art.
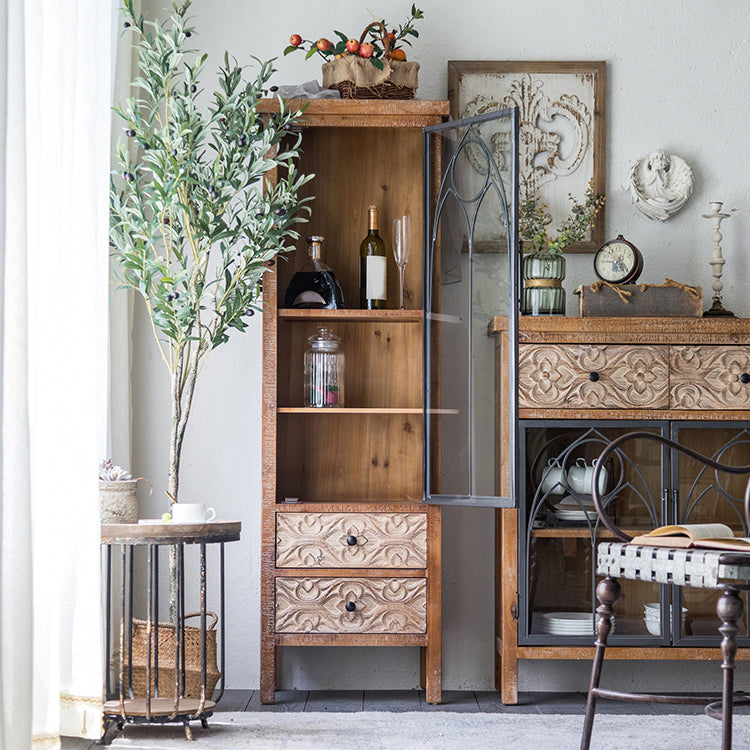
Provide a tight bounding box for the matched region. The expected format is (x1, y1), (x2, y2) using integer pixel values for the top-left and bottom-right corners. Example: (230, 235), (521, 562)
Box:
(448, 61), (606, 252)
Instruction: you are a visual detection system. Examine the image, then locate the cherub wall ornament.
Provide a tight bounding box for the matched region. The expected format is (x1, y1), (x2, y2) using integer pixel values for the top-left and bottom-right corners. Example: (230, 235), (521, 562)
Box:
(628, 149), (694, 221)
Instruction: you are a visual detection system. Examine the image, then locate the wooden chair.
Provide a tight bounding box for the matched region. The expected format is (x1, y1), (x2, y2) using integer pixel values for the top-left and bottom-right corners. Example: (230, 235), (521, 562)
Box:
(581, 431), (750, 750)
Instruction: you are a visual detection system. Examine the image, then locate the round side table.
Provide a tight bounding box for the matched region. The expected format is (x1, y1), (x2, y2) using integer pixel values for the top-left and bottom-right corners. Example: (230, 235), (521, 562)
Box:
(101, 520), (241, 742)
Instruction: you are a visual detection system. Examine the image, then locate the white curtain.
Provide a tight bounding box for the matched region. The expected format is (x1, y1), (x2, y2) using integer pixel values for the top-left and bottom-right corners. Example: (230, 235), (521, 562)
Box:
(1, 0), (115, 746)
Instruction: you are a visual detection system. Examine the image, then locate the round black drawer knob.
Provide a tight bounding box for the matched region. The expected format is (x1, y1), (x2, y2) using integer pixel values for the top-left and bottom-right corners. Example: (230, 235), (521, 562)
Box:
(741, 373), (750, 384)
(345, 601), (356, 612)
(346, 535), (357, 546)
(589, 372), (600, 382)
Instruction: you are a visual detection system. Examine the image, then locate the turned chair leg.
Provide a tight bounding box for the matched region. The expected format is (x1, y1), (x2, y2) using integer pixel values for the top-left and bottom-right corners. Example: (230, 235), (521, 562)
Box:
(716, 586), (743, 750)
(581, 576), (621, 750)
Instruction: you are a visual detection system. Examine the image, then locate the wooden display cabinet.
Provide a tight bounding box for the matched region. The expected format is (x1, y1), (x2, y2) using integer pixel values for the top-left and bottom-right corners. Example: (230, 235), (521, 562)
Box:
(492, 316), (750, 704)
(259, 100), (449, 704)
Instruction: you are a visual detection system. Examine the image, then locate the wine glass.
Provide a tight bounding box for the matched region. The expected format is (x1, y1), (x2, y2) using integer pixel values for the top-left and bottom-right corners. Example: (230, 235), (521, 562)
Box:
(392, 215), (410, 310)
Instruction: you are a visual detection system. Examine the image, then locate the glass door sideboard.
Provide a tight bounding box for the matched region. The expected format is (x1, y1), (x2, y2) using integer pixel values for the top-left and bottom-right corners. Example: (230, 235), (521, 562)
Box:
(492, 316), (750, 704)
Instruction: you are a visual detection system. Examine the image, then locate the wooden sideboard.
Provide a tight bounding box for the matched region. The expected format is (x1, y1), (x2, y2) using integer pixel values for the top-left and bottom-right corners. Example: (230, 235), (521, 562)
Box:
(491, 316), (750, 704)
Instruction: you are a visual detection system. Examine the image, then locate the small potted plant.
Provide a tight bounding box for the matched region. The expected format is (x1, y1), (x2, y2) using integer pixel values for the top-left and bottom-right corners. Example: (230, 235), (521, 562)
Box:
(99, 459), (151, 523)
(519, 182), (605, 315)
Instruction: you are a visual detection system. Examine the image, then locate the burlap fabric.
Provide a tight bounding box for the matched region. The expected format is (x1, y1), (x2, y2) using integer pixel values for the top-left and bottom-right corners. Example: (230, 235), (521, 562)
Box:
(322, 56), (419, 97)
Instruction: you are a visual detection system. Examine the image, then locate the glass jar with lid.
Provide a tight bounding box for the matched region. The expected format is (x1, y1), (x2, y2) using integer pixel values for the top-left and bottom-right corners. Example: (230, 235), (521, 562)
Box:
(304, 327), (345, 407)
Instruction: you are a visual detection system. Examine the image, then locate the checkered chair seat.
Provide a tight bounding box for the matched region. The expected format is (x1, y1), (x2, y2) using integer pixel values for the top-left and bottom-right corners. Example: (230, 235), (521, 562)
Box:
(597, 541), (750, 590)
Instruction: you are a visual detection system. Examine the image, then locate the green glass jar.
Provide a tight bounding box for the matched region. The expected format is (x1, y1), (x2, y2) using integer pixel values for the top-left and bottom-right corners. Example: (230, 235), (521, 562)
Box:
(521, 253), (566, 315)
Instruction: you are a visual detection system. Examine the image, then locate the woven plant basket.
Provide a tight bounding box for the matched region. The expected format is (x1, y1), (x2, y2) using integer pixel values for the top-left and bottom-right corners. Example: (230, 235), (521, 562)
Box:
(125, 612), (220, 700)
(321, 22), (419, 99)
(99, 480), (139, 523)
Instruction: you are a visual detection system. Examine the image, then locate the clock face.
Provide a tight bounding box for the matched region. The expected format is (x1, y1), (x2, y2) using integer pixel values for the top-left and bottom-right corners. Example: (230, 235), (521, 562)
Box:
(594, 236), (642, 284)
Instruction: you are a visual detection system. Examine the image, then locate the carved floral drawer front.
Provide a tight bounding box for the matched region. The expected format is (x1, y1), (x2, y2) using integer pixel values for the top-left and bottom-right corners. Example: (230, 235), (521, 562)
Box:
(518, 344), (670, 410)
(275, 512), (427, 569)
(670, 346), (750, 409)
(274, 577), (427, 634)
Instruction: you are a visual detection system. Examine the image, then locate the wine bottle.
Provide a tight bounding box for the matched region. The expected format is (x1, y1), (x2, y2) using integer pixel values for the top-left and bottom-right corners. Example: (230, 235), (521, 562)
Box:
(359, 204), (387, 309)
(283, 236), (345, 309)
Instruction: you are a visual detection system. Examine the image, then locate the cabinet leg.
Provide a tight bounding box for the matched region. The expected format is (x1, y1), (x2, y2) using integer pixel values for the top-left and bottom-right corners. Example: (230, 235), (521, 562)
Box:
(581, 576), (620, 750)
(419, 646), (426, 689)
(499, 665), (518, 705)
(259, 640), (277, 704)
(498, 636), (518, 704)
(717, 586), (742, 750)
(423, 642), (442, 704)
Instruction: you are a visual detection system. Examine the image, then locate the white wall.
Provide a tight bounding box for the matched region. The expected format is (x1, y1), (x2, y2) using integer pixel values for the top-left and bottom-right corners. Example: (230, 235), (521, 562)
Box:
(132, 0), (750, 693)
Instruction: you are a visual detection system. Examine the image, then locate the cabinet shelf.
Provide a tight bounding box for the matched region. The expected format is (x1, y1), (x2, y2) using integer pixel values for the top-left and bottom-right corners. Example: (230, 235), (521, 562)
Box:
(530, 528), (646, 539)
(277, 407), (459, 414)
(279, 309), (423, 323)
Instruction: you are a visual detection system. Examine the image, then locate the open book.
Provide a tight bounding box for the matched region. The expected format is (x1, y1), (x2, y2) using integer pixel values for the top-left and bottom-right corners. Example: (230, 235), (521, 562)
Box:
(629, 523), (750, 551)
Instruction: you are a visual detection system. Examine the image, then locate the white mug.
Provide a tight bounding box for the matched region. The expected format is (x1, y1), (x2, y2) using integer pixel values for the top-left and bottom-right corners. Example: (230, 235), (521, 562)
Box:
(540, 458), (567, 495)
(171, 502), (216, 523)
(567, 458), (589, 494)
(585, 459), (609, 497)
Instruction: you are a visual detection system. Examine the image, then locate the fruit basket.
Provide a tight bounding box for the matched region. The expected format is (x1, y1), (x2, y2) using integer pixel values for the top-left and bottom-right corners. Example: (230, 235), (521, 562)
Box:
(322, 23), (419, 99)
(285, 8), (422, 100)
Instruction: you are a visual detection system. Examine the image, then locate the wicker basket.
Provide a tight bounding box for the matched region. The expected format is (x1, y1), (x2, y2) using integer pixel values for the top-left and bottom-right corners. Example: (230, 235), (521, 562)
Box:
(125, 612), (220, 700)
(321, 22), (419, 100)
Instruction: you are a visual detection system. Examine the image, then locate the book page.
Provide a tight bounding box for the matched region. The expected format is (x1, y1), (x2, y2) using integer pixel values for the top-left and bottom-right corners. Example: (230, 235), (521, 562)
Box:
(645, 523), (733, 541)
(693, 537), (750, 552)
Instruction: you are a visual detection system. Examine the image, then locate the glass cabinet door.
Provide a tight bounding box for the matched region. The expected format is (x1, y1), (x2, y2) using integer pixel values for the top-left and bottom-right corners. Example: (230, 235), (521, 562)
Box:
(670, 422), (750, 646)
(519, 421), (669, 645)
(423, 107), (519, 507)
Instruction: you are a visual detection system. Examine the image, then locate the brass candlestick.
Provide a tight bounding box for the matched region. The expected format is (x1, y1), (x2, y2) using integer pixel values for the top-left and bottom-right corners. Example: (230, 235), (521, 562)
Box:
(702, 201), (735, 317)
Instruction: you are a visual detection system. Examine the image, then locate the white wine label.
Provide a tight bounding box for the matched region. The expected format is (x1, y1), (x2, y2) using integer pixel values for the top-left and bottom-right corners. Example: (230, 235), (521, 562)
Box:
(366, 255), (387, 300)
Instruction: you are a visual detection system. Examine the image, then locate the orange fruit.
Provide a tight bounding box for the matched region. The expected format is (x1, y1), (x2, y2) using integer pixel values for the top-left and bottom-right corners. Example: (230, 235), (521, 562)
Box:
(390, 49), (407, 61)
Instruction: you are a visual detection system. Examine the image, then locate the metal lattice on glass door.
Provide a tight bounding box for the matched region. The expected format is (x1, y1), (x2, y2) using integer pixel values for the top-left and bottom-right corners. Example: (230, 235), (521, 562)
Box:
(423, 107), (519, 508)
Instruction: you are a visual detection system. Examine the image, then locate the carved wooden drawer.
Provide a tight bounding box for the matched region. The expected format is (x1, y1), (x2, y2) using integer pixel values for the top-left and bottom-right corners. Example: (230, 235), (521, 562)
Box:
(275, 512), (427, 569)
(274, 576), (427, 634)
(671, 346), (750, 409)
(518, 344), (670, 409)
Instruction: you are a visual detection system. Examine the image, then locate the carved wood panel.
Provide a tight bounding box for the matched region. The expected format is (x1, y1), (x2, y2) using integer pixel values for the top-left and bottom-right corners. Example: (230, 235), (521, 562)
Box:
(275, 512), (428, 568)
(518, 344), (669, 409)
(671, 346), (750, 409)
(275, 577), (427, 634)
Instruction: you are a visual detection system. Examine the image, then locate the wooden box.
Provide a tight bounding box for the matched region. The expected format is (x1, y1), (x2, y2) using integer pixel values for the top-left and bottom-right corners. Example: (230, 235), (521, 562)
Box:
(575, 281), (703, 317)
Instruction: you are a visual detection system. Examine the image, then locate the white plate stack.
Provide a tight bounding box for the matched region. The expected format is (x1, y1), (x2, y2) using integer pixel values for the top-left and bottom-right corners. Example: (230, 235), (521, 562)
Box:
(539, 611), (615, 636)
(552, 495), (598, 522)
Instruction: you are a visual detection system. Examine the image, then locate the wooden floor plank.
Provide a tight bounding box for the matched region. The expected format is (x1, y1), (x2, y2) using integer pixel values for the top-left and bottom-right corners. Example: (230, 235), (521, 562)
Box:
(474, 690), (541, 713)
(244, 690), (309, 712)
(418, 690), (479, 712)
(363, 690), (421, 712)
(304, 690), (364, 712)
(216, 689), (253, 712)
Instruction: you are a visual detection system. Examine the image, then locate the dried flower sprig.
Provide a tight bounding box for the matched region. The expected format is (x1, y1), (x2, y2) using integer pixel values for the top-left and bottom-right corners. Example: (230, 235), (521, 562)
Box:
(519, 181), (605, 256)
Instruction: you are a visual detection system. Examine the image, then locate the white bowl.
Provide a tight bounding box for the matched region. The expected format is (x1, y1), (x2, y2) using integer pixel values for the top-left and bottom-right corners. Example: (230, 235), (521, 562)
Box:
(643, 607), (688, 635)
